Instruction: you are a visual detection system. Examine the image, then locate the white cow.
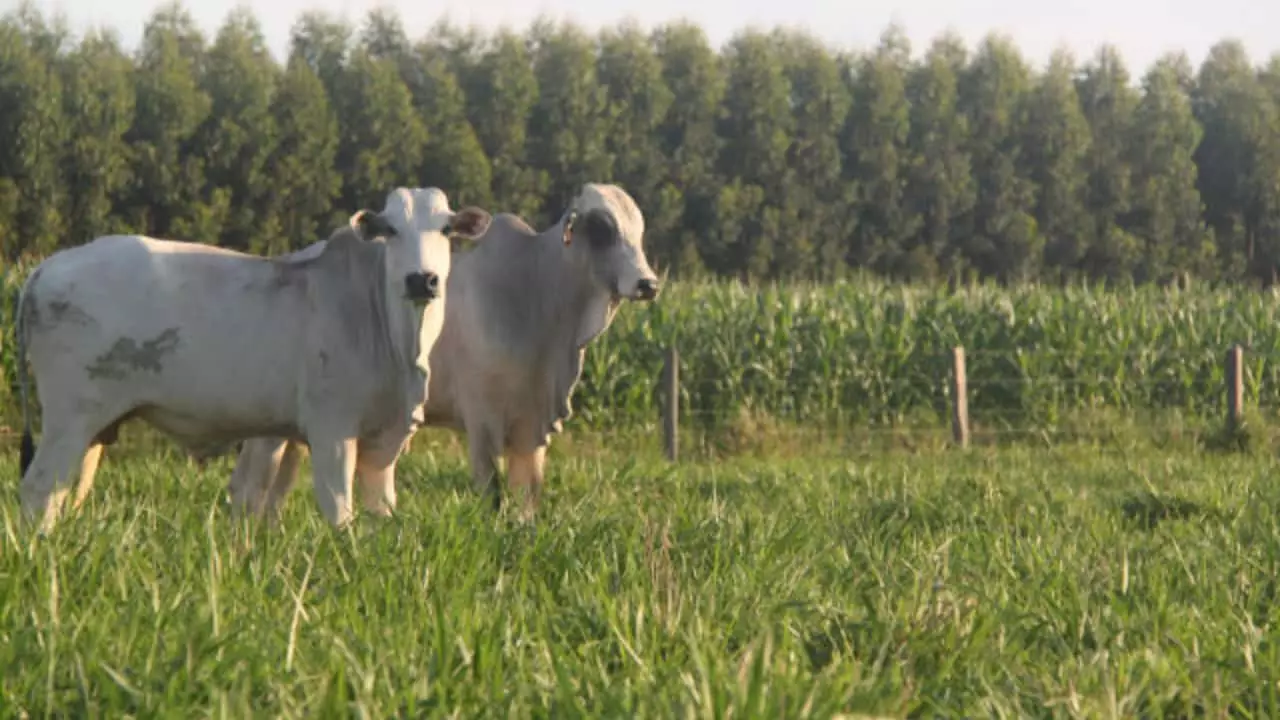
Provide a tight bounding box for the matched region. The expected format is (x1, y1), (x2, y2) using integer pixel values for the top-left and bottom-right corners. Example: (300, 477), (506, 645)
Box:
(14, 187), (491, 532)
(229, 183), (660, 520)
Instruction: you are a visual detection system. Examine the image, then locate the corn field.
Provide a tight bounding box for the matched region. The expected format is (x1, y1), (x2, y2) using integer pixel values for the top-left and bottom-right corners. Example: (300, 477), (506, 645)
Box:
(4, 263), (1279, 431)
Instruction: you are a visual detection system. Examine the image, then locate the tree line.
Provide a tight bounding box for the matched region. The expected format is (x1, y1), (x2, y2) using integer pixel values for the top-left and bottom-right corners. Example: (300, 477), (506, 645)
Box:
(2, 1), (1279, 286)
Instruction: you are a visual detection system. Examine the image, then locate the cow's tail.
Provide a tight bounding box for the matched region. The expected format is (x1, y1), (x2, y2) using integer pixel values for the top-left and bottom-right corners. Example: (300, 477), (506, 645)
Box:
(13, 281), (35, 477)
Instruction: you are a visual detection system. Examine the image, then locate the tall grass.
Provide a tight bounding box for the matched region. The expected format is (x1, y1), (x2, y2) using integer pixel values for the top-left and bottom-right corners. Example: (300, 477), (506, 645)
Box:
(5, 264), (1280, 432)
(2, 438), (1280, 714)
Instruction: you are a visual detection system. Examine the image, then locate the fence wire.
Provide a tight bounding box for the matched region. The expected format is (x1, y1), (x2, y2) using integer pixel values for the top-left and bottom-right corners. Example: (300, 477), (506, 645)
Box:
(0, 343), (1273, 459)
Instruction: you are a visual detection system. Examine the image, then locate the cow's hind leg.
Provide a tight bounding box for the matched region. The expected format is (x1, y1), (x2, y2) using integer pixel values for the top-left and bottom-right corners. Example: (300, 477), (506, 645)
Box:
(20, 416), (97, 533)
(70, 418), (125, 511)
(70, 442), (105, 511)
(505, 444), (547, 522)
(307, 433), (358, 529)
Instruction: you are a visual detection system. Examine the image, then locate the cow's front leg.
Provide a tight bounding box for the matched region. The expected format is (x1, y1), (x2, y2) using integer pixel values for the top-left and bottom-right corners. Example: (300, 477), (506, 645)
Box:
(355, 443), (399, 515)
(505, 444), (547, 523)
(356, 462), (397, 517)
(466, 425), (502, 511)
(261, 440), (306, 518)
(355, 430), (409, 515)
(307, 433), (358, 529)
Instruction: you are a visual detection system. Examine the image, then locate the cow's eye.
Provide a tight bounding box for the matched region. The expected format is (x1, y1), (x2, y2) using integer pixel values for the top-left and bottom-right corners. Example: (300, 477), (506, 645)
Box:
(442, 224), (453, 235)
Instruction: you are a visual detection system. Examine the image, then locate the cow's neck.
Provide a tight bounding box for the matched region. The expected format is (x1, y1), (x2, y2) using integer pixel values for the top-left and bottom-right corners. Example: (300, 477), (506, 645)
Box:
(380, 264), (433, 432)
(321, 237), (428, 429)
(543, 222), (619, 353)
(517, 222), (620, 437)
(380, 276), (428, 373)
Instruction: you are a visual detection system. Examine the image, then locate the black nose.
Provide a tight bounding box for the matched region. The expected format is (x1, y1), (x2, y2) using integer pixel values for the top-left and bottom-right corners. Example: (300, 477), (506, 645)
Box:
(636, 277), (659, 300)
(404, 271), (439, 302)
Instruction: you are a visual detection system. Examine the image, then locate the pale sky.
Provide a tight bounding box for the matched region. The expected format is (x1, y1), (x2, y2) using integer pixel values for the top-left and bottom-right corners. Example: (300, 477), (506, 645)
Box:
(8, 0), (1279, 75)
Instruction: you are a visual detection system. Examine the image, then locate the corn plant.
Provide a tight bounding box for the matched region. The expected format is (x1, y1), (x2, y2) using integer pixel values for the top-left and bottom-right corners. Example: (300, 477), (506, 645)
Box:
(5, 266), (1280, 431)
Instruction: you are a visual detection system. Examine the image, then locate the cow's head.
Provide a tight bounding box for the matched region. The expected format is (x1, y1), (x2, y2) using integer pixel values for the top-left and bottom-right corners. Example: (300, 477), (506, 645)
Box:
(561, 183), (660, 302)
(349, 187), (492, 307)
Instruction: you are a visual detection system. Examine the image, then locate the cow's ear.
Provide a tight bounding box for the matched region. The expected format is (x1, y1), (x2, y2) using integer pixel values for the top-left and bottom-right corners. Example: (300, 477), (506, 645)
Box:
(581, 209), (617, 248)
(351, 209), (396, 241)
(562, 209), (579, 246)
(447, 206), (492, 241)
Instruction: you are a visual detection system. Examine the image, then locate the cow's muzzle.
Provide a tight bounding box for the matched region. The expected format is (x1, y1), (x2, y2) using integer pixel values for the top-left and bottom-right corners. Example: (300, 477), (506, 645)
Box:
(404, 271), (440, 303)
(633, 277), (660, 301)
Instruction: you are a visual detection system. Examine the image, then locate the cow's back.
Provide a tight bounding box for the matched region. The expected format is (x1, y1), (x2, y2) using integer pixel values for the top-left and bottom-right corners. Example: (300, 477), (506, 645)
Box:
(23, 234), (317, 445)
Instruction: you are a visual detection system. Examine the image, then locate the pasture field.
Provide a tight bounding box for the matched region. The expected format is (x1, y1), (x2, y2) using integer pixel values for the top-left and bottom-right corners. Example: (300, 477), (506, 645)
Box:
(1, 428), (1279, 717)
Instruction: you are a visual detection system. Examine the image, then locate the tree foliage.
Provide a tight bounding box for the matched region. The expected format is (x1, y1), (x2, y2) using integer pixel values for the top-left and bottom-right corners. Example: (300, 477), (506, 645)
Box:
(3, 4), (1280, 287)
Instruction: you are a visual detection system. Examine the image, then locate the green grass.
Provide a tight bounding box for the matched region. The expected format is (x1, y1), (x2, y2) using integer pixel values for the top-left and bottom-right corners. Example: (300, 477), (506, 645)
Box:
(2, 427), (1280, 716)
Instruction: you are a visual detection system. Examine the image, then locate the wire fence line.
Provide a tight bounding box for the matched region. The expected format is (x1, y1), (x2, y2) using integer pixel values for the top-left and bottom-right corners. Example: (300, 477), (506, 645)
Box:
(0, 344), (1268, 425)
(0, 333), (1271, 458)
(644, 343), (1262, 461)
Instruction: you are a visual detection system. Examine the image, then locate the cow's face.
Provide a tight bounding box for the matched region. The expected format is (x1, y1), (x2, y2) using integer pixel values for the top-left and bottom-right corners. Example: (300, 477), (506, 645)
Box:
(366, 188), (491, 307)
(563, 184), (660, 302)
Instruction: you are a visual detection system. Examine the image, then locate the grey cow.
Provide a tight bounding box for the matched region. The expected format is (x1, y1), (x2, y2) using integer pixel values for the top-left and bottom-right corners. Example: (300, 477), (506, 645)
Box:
(228, 183), (661, 520)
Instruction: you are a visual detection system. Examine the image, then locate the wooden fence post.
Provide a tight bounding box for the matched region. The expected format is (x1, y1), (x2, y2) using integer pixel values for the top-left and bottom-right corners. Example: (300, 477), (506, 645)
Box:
(951, 346), (969, 448)
(1226, 343), (1244, 433)
(662, 346), (679, 462)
